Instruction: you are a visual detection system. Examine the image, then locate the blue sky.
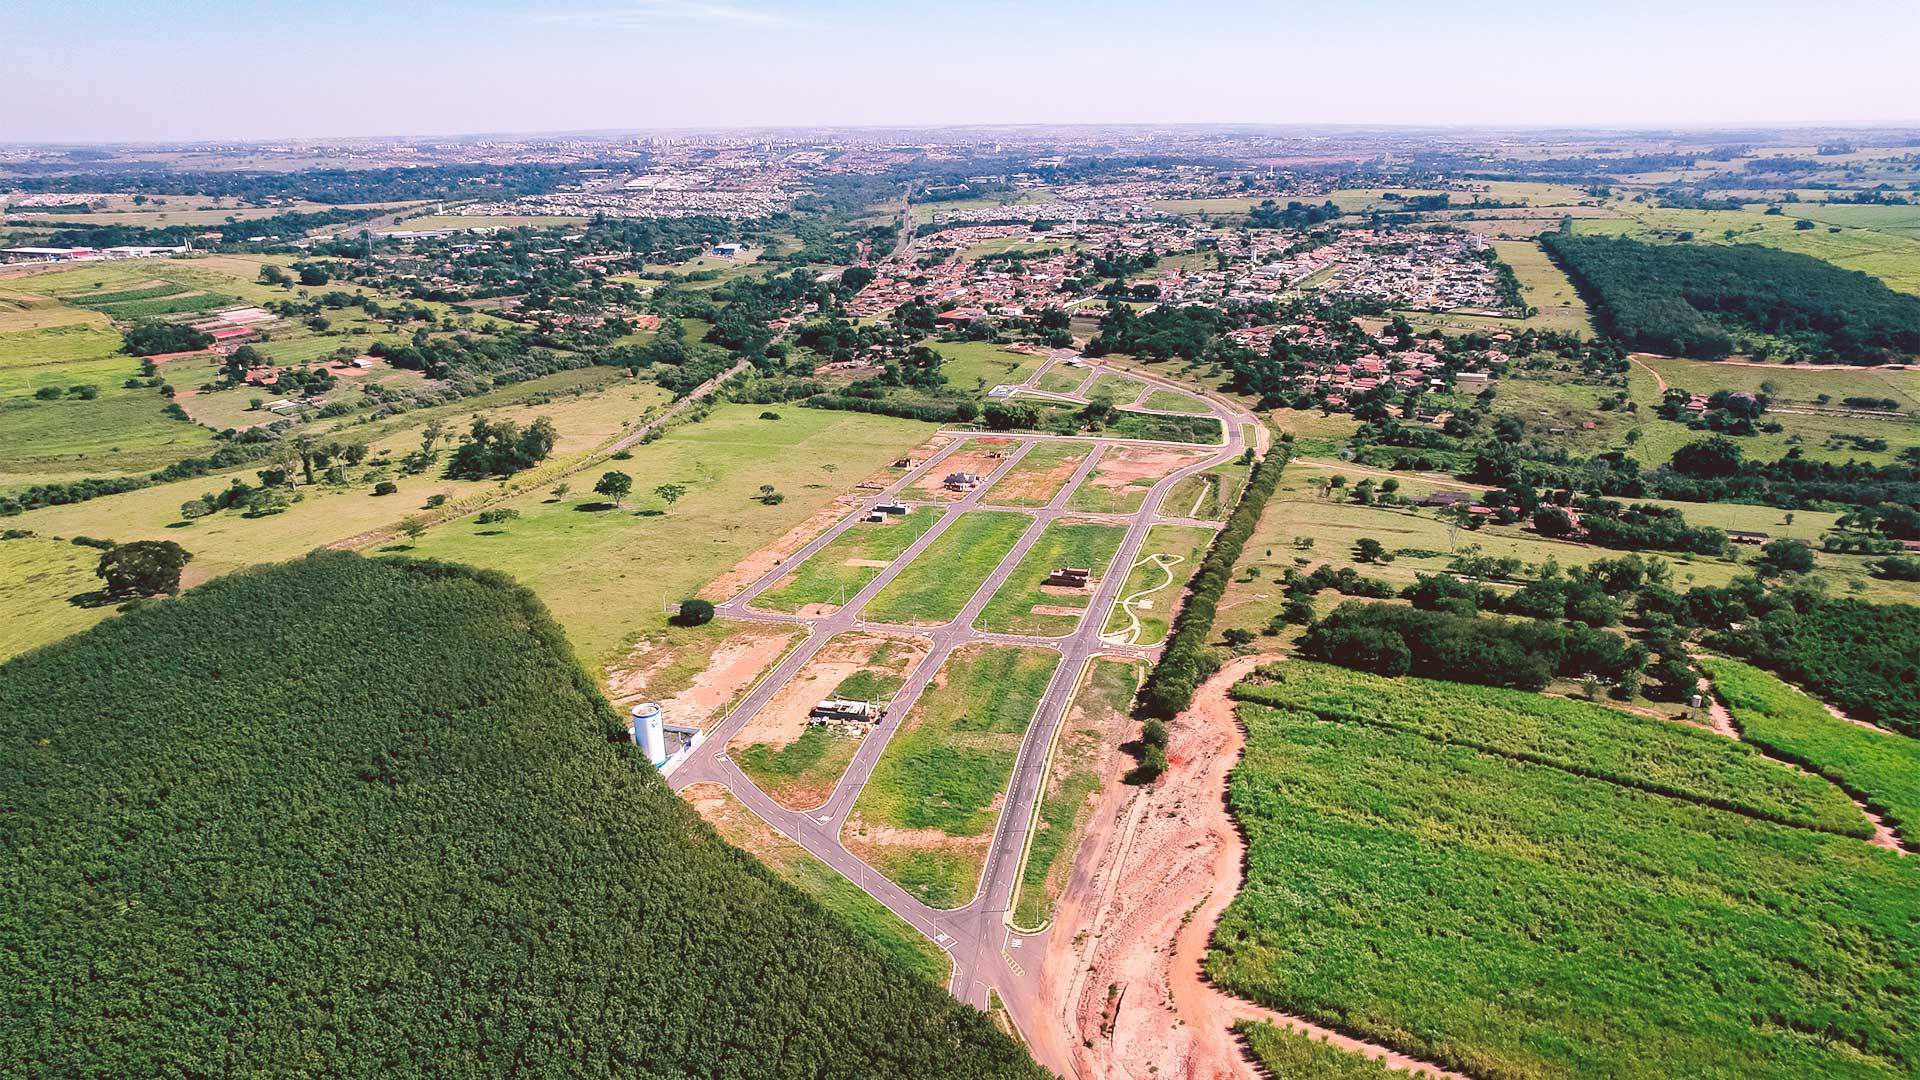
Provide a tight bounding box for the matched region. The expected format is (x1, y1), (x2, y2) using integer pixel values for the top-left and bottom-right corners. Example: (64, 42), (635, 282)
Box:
(5, 0), (1915, 142)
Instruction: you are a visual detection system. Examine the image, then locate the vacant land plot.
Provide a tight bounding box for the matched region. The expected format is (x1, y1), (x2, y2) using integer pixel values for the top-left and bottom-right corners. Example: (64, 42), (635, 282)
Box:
(1214, 663), (1920, 1080)
(682, 783), (950, 985)
(1101, 524), (1215, 647)
(1490, 238), (1594, 334)
(1035, 367), (1086, 394)
(754, 508), (941, 614)
(604, 617), (801, 730)
(1087, 372), (1146, 402)
(931, 341), (1045, 391)
(844, 643), (1061, 907)
(1067, 445), (1211, 514)
(1012, 657), (1141, 928)
(910, 436), (1021, 500)
(982, 440), (1092, 508)
(1164, 460), (1249, 520)
(975, 520), (1126, 636)
(1703, 656), (1920, 842)
(1138, 388), (1211, 414)
(864, 510), (1030, 626)
(731, 632), (930, 810)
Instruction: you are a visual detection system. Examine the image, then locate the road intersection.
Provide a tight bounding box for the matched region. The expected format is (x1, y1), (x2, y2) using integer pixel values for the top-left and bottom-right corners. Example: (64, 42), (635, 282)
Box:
(668, 355), (1261, 1046)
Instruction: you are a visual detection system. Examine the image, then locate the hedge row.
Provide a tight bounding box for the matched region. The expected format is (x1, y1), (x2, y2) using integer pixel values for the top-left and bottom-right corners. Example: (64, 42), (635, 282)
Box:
(1140, 445), (1290, 718)
(803, 393), (981, 424)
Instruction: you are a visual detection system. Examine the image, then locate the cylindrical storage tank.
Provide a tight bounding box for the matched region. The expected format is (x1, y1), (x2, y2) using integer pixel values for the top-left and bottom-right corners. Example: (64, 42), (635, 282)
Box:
(632, 702), (667, 766)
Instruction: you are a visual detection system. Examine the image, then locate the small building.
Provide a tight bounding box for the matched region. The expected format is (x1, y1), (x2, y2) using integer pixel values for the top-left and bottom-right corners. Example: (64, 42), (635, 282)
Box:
(1046, 567), (1091, 588)
(809, 699), (879, 725)
(1727, 530), (1771, 545)
(1419, 491), (1472, 508)
(944, 471), (982, 491)
(875, 502), (908, 515)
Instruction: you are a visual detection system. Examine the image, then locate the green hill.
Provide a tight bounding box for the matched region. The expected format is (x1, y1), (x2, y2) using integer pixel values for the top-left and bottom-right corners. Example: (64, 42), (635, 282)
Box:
(0, 552), (1042, 1080)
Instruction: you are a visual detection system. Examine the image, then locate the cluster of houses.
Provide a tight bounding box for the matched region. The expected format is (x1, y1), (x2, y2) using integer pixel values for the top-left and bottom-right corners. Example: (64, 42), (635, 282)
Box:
(1321, 230), (1518, 314)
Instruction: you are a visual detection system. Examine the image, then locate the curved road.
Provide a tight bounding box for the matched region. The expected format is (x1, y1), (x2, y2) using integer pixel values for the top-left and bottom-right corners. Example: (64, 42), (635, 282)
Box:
(667, 356), (1262, 1056)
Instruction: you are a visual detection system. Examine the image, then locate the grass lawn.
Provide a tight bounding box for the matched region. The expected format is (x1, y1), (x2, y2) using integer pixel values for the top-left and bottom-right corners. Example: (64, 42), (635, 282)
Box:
(845, 643), (1061, 908)
(1035, 368), (1085, 394)
(865, 510), (1029, 626)
(1101, 524), (1215, 647)
(975, 520), (1126, 635)
(754, 507), (941, 613)
(1011, 657), (1141, 929)
(982, 440), (1093, 508)
(927, 340), (1045, 393)
(1138, 388), (1211, 413)
(683, 783), (950, 985)
(1087, 372), (1145, 402)
(0, 536), (110, 663)
(1702, 656), (1920, 842)
(1215, 662), (1919, 1080)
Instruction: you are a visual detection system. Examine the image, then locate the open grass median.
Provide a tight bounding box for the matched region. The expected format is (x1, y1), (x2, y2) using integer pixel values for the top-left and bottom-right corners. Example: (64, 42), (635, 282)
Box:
(844, 643), (1061, 908)
(864, 510), (1029, 626)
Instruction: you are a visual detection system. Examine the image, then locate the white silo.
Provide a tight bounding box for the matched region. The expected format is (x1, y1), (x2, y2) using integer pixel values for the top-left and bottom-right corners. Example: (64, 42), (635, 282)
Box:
(632, 702), (667, 767)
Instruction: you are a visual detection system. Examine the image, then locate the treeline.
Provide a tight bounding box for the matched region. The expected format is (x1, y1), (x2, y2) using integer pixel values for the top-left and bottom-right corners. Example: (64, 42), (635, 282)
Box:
(1542, 232), (1920, 362)
(34, 206), (387, 249)
(0, 441), (280, 517)
(0, 553), (1045, 1079)
(4, 163), (592, 204)
(1247, 199), (1341, 229)
(1140, 445), (1290, 719)
(1298, 601), (1645, 692)
(1713, 596), (1920, 735)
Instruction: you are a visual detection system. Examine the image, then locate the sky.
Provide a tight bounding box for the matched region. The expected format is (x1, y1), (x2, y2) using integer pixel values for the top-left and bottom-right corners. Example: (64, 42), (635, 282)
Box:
(5, 0), (1917, 143)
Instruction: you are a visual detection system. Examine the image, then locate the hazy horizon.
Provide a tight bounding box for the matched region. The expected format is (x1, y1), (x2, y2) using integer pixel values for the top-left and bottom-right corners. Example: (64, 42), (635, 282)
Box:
(6, 0), (1917, 144)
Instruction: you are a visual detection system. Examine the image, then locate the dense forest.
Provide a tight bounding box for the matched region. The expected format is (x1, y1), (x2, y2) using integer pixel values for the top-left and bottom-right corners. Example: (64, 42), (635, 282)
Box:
(1541, 232), (1920, 361)
(0, 553), (1043, 1079)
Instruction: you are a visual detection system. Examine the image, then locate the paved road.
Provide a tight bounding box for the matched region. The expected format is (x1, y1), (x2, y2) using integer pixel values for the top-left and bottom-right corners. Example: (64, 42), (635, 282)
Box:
(667, 356), (1261, 1050)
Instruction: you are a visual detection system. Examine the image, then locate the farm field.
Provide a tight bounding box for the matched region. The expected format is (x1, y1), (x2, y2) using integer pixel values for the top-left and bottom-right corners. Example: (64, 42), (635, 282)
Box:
(1214, 662), (1920, 1080)
(1101, 523), (1214, 647)
(974, 519), (1126, 636)
(982, 439), (1092, 507)
(730, 631), (929, 810)
(682, 783), (951, 985)
(1236, 1022), (1402, 1079)
(1570, 207), (1920, 295)
(843, 643), (1061, 908)
(1702, 657), (1920, 842)
(1011, 656), (1141, 929)
(1490, 238), (1594, 334)
(929, 340), (1045, 391)
(864, 510), (1029, 626)
(753, 507), (941, 614)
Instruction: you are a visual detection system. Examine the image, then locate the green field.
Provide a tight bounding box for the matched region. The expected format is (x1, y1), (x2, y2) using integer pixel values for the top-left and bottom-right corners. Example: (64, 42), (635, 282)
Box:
(1087, 372), (1146, 402)
(1571, 207), (1920, 295)
(1011, 657), (1140, 928)
(1164, 460), (1249, 520)
(1490, 238), (1594, 334)
(754, 507), (941, 613)
(734, 726), (862, 810)
(1035, 367), (1086, 394)
(1237, 1022), (1402, 1079)
(1137, 388), (1211, 413)
(1702, 656), (1920, 843)
(1214, 662), (1920, 1080)
(975, 520), (1126, 635)
(981, 439), (1092, 508)
(845, 643), (1061, 907)
(1101, 524), (1215, 647)
(928, 340), (1046, 392)
(865, 510), (1030, 626)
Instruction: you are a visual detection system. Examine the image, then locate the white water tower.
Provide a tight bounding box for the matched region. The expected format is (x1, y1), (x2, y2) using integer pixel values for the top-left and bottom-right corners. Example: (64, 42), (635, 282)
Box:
(631, 702), (667, 767)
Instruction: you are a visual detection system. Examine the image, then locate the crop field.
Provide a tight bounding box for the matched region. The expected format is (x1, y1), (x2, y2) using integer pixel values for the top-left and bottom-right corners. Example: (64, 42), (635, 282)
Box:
(1213, 663), (1920, 1080)
(753, 507), (941, 613)
(844, 643), (1061, 907)
(1236, 1022), (1400, 1080)
(1012, 657), (1141, 928)
(682, 783), (950, 985)
(1702, 657), (1920, 841)
(975, 520), (1126, 635)
(1100, 523), (1214, 647)
(929, 340), (1046, 391)
(1490, 238), (1594, 334)
(1137, 387), (1211, 413)
(864, 510), (1029, 626)
(981, 439), (1092, 507)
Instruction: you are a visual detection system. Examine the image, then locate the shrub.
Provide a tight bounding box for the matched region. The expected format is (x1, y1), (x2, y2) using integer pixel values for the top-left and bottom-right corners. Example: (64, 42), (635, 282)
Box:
(676, 598), (716, 626)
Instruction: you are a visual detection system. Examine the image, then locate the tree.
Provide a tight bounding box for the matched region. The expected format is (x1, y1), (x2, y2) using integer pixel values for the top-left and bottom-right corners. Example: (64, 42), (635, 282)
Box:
(549, 482), (570, 501)
(399, 517), (427, 544)
(676, 598), (716, 626)
(1354, 537), (1389, 563)
(757, 484), (783, 505)
(1755, 538), (1816, 576)
(96, 540), (192, 598)
(372, 481), (399, 496)
(654, 482), (688, 510)
(420, 419), (448, 456)
(596, 471), (633, 506)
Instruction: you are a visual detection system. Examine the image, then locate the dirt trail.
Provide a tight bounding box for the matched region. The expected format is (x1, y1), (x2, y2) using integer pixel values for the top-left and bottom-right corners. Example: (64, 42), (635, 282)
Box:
(1041, 656), (1468, 1080)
